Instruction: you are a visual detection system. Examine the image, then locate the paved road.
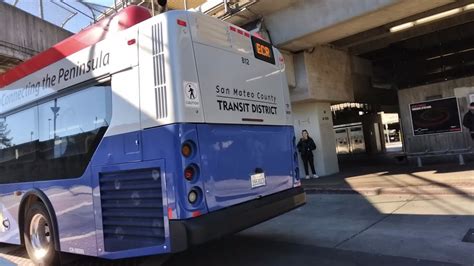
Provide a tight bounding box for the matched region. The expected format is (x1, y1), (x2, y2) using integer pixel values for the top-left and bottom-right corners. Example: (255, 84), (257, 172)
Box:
(0, 194), (472, 265)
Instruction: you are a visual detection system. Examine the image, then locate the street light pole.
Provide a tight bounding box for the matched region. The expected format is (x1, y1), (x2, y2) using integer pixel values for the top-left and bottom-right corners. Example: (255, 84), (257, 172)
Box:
(50, 99), (60, 139)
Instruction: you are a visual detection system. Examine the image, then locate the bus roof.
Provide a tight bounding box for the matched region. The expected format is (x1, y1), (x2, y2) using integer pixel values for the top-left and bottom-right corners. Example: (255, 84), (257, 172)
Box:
(0, 5), (151, 88)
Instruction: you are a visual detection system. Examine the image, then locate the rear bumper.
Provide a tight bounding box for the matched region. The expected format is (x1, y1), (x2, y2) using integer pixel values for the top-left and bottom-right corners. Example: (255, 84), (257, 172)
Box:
(169, 187), (306, 252)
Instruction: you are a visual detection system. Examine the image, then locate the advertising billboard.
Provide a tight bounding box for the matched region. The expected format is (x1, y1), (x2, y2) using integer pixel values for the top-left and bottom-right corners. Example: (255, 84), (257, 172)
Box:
(410, 97), (461, 136)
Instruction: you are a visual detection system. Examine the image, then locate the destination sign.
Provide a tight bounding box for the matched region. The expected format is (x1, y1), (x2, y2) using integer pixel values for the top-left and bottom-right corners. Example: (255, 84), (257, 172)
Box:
(251, 36), (275, 65)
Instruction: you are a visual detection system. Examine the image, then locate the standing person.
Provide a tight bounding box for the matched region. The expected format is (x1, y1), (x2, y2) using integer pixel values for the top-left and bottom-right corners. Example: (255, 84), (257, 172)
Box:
(296, 129), (318, 179)
(463, 102), (474, 141)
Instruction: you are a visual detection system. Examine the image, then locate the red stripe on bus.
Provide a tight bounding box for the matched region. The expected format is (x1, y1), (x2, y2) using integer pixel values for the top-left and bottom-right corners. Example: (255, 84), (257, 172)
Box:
(0, 5), (151, 88)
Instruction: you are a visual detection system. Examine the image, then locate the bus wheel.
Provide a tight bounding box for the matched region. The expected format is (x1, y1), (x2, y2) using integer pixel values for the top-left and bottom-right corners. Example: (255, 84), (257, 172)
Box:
(24, 202), (59, 265)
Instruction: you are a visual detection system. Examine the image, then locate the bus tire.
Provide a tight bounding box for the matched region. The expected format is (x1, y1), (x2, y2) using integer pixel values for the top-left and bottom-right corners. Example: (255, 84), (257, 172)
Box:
(24, 202), (59, 266)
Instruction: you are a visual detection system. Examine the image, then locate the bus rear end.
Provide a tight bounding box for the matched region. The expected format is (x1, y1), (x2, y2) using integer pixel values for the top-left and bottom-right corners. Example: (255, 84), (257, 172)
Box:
(137, 10), (305, 253)
(191, 16), (299, 211)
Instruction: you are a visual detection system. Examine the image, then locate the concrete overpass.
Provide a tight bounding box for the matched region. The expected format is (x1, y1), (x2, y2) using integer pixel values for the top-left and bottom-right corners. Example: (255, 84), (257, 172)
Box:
(197, 0), (474, 175)
(0, 2), (71, 74)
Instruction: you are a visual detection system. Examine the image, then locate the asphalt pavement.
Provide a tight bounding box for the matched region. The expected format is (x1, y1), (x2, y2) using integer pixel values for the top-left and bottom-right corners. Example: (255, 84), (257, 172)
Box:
(0, 160), (472, 265)
(0, 193), (471, 266)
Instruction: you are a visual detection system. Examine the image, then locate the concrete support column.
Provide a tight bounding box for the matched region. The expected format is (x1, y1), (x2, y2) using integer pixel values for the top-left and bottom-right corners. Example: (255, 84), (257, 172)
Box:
(0, 2), (71, 73)
(293, 102), (339, 177)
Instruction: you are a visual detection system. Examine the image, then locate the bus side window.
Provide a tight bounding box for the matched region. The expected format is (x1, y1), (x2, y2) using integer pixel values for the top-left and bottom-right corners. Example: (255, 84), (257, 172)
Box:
(0, 108), (39, 182)
(37, 84), (112, 180)
(0, 83), (111, 184)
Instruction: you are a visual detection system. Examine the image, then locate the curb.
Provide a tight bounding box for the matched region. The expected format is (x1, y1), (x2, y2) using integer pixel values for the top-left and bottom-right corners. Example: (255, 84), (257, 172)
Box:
(304, 187), (375, 196)
(303, 186), (474, 196)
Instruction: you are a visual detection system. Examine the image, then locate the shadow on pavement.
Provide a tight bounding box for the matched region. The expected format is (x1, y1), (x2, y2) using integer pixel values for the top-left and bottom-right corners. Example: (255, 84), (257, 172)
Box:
(162, 234), (458, 266)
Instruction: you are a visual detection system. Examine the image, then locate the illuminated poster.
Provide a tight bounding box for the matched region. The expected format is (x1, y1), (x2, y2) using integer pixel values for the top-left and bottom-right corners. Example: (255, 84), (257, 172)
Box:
(410, 97), (461, 136)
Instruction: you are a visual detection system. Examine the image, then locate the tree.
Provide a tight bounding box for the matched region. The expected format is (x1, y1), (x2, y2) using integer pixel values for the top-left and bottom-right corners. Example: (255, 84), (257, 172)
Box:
(0, 119), (12, 148)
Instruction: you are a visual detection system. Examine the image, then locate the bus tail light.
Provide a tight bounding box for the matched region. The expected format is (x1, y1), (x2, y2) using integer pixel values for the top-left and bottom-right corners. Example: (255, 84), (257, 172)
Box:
(184, 164), (199, 181)
(188, 188), (200, 204)
(181, 142), (193, 158)
(184, 166), (195, 181)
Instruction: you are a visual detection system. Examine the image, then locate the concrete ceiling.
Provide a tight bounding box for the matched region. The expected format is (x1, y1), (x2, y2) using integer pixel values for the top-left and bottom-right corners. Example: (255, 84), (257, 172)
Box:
(321, 0), (474, 89)
(360, 12), (474, 89)
(168, 0), (208, 10)
(332, 0), (474, 55)
(208, 0), (459, 52)
(267, 0), (456, 52)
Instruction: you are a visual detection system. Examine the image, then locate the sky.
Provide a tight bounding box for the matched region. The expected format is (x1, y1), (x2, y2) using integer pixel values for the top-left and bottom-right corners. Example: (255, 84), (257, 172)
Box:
(3, 0), (117, 33)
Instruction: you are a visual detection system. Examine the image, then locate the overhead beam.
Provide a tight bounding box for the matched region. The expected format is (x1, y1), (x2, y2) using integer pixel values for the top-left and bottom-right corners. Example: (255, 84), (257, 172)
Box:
(263, 0), (454, 52)
(347, 9), (474, 55)
(332, 0), (474, 50)
(364, 21), (474, 63)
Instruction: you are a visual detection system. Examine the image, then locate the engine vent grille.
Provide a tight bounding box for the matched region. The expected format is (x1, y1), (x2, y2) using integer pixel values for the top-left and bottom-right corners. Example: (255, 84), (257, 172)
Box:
(100, 168), (164, 252)
(152, 22), (168, 119)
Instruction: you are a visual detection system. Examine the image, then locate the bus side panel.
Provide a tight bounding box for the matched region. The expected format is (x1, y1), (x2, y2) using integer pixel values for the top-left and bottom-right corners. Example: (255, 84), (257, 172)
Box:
(0, 173), (99, 256)
(0, 183), (37, 245)
(34, 172), (98, 256)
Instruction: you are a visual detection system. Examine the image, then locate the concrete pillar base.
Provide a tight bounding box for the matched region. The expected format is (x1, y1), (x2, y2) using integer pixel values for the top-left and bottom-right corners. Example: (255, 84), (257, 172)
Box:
(293, 102), (339, 177)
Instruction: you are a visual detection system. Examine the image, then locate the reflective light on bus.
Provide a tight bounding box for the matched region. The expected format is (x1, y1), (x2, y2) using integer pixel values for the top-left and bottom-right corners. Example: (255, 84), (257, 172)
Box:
(230, 25), (250, 38)
(177, 19), (187, 27)
(127, 39), (136, 45)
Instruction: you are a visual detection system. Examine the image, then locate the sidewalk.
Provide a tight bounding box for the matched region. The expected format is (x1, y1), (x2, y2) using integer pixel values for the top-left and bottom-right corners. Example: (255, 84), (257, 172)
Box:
(302, 161), (474, 196)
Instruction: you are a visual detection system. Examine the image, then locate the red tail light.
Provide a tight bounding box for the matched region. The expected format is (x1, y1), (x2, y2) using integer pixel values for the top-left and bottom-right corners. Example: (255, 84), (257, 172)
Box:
(184, 166), (195, 181)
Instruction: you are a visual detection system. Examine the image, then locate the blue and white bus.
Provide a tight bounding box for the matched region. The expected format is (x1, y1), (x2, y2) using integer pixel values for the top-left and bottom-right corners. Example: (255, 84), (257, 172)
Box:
(0, 5), (305, 264)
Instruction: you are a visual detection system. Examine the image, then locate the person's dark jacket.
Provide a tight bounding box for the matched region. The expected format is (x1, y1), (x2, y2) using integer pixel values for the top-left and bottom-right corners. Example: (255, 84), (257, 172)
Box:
(297, 137), (316, 157)
(463, 111), (474, 132)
